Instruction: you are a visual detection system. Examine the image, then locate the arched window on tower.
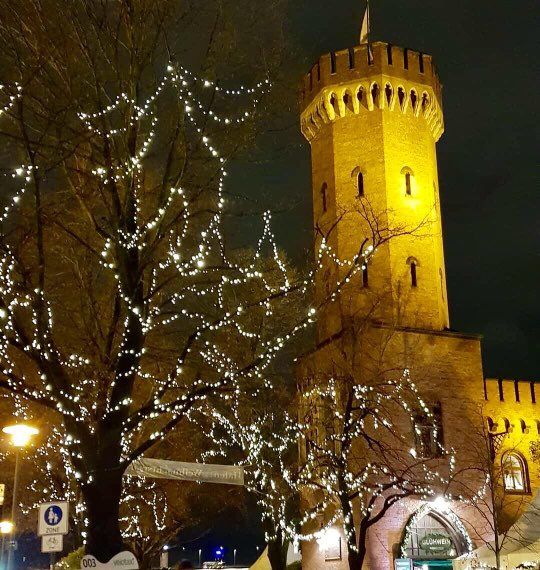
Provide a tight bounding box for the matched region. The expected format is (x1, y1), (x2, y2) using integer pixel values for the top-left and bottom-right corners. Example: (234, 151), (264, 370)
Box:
(362, 264), (369, 288)
(371, 83), (380, 108)
(502, 452), (529, 493)
(401, 167), (414, 196)
(321, 183), (328, 213)
(407, 257), (419, 287)
(357, 172), (364, 197)
(397, 86), (406, 109)
(385, 83), (393, 106)
(405, 172), (412, 195)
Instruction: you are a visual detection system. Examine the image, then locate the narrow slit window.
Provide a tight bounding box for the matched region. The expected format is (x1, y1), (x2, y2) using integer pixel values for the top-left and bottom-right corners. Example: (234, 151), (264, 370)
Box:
(357, 172), (364, 197)
(362, 264), (369, 287)
(405, 172), (412, 195)
(321, 183), (327, 213)
(330, 52), (337, 74)
(410, 262), (418, 287)
(387, 44), (393, 65)
(348, 47), (355, 69)
(404, 48), (409, 69)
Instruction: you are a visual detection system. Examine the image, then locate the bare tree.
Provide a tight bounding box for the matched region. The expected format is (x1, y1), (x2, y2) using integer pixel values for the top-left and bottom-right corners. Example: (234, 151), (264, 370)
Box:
(0, 0), (311, 561)
(296, 363), (458, 570)
(453, 407), (540, 570)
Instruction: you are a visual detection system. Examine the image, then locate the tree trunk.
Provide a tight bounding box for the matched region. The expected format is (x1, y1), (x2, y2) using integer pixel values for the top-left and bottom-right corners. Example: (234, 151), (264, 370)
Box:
(347, 547), (364, 570)
(82, 465), (126, 562)
(267, 531), (288, 570)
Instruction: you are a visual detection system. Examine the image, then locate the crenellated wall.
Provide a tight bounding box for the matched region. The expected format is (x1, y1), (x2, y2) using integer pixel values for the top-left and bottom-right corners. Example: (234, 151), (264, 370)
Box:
(299, 42), (444, 143)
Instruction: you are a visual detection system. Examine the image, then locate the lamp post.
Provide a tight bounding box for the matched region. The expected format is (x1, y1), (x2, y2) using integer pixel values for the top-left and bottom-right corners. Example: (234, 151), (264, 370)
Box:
(2, 424), (39, 570)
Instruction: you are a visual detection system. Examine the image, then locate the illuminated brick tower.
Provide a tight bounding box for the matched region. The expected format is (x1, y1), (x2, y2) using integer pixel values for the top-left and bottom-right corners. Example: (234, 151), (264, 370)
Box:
(300, 42), (449, 333)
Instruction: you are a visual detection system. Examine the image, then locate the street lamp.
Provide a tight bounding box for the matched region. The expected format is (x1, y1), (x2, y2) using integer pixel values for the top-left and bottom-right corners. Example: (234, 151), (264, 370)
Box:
(2, 423), (39, 570)
(0, 521), (13, 569)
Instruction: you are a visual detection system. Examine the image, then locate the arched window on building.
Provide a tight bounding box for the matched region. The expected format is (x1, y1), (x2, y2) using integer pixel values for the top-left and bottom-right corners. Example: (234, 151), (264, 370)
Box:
(406, 257), (419, 287)
(486, 417), (495, 432)
(520, 419), (528, 433)
(502, 417), (512, 432)
(351, 167), (365, 197)
(362, 264), (369, 288)
(321, 183), (328, 213)
(357, 172), (364, 197)
(385, 83), (393, 106)
(502, 452), (529, 492)
(401, 167), (414, 196)
(405, 171), (412, 195)
(371, 83), (380, 108)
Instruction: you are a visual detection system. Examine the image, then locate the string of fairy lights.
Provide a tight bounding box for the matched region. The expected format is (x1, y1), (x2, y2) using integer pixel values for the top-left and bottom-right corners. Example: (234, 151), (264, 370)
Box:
(0, 58), (379, 545)
(0, 58), (491, 563)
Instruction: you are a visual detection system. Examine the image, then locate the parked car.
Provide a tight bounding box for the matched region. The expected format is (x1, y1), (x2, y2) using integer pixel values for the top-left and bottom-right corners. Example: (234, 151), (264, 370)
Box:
(202, 562), (224, 569)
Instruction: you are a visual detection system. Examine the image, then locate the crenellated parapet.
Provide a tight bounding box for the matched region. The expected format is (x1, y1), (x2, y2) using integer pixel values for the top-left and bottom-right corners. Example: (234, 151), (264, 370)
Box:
(300, 42), (444, 142)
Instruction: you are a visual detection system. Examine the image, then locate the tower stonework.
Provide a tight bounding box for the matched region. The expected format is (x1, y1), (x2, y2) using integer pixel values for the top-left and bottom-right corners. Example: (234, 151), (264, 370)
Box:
(298, 38), (539, 570)
(300, 42), (449, 333)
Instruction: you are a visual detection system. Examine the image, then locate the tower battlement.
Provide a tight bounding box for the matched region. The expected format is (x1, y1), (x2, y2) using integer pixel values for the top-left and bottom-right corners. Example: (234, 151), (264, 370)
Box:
(300, 42), (444, 142)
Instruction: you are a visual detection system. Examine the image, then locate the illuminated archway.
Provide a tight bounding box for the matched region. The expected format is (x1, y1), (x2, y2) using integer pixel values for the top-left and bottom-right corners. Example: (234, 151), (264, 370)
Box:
(400, 502), (473, 561)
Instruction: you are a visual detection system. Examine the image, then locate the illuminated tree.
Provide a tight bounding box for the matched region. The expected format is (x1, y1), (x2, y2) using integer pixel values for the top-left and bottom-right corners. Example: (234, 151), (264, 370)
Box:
(0, 0), (305, 561)
(0, 2), (422, 562)
(296, 368), (458, 570)
(199, 379), (300, 570)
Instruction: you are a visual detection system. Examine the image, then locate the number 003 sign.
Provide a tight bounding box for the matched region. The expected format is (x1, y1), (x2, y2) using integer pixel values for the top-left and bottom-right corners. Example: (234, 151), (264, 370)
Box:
(81, 551), (138, 570)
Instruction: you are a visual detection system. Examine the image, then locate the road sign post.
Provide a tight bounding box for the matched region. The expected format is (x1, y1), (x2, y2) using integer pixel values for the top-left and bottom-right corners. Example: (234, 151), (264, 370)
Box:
(38, 502), (69, 536)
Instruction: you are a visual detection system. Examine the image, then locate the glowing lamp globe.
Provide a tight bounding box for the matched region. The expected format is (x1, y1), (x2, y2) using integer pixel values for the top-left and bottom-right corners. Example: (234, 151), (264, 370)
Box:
(0, 520), (13, 534)
(2, 424), (39, 447)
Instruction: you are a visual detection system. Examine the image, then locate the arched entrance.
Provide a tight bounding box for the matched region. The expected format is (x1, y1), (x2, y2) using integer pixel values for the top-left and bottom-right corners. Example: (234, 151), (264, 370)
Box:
(400, 503), (473, 569)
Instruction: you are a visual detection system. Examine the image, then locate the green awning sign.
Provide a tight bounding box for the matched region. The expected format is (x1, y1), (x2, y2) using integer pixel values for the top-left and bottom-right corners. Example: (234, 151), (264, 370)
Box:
(418, 533), (452, 554)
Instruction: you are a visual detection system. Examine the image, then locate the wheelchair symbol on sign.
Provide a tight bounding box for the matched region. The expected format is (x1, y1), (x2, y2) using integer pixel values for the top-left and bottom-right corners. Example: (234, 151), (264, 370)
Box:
(44, 506), (63, 526)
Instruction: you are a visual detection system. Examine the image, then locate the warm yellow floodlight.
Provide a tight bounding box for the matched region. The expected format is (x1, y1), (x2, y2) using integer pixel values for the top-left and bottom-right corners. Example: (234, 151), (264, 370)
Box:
(2, 424), (39, 447)
(0, 520), (13, 534)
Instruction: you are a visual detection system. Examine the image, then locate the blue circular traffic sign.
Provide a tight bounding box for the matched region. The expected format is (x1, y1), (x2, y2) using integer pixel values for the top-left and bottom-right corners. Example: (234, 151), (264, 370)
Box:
(44, 505), (63, 526)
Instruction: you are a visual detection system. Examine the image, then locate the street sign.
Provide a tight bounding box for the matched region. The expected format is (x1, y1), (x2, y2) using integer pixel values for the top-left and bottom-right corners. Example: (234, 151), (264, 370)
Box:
(41, 534), (63, 553)
(0, 483), (5, 505)
(126, 457), (244, 486)
(38, 502), (69, 536)
(81, 551), (139, 570)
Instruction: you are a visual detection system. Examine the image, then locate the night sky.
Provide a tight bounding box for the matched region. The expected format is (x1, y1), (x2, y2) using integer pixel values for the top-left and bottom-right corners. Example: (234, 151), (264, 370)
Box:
(234, 0), (539, 380)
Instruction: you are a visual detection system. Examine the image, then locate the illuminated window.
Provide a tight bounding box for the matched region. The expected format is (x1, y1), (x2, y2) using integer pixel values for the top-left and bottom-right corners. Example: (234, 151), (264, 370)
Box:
(357, 172), (364, 197)
(321, 183), (327, 213)
(413, 404), (443, 458)
(502, 453), (528, 492)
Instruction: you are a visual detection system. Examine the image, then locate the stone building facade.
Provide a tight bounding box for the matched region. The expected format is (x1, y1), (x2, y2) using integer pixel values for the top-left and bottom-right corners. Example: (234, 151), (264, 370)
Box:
(297, 40), (539, 570)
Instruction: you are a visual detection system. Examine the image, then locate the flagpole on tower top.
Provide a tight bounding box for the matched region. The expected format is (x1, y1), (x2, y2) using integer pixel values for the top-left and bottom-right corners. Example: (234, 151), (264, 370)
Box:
(360, 1), (371, 45)
(367, 0), (371, 45)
